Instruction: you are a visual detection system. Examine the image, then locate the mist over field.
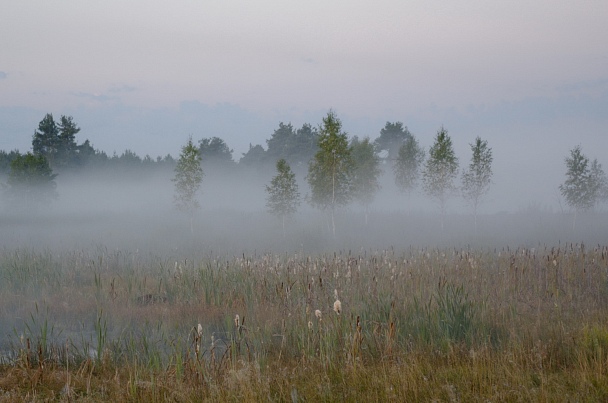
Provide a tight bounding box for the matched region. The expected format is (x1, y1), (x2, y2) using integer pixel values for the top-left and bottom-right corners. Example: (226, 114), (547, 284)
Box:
(1, 152), (606, 258)
(3, 2), (608, 398)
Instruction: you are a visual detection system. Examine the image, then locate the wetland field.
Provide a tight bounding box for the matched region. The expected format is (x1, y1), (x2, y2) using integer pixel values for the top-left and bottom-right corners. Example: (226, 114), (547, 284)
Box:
(1, 209), (608, 401)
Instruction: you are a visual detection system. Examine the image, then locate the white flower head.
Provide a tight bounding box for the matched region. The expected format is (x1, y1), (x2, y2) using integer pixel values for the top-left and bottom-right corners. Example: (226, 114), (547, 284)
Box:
(315, 309), (322, 320)
(197, 323), (203, 337)
(333, 299), (342, 315)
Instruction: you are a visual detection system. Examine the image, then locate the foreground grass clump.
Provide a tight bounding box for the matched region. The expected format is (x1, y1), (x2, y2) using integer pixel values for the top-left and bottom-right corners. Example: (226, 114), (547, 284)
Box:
(1, 244), (608, 401)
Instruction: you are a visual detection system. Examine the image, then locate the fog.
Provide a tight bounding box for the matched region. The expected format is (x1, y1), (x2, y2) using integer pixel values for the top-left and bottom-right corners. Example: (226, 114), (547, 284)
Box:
(2, 144), (607, 368)
(1, 149), (607, 259)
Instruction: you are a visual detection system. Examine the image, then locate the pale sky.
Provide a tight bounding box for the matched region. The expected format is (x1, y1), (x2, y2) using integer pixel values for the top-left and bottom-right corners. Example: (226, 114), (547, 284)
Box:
(1, 1), (608, 210)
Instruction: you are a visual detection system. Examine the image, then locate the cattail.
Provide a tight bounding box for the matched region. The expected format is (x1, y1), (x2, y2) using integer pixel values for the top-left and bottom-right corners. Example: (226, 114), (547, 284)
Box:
(315, 309), (322, 320)
(333, 299), (342, 315)
(234, 314), (240, 328)
(334, 289), (339, 300)
(197, 323), (203, 338)
(308, 321), (313, 330)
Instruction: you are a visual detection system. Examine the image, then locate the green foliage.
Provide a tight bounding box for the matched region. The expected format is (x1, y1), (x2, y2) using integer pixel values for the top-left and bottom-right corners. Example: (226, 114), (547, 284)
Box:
(461, 137), (493, 230)
(292, 123), (320, 168)
(0, 149), (20, 176)
(239, 143), (267, 169)
(265, 159), (300, 233)
(266, 122), (295, 162)
(422, 127), (459, 228)
(374, 121), (412, 161)
(266, 122), (319, 170)
(56, 115), (80, 167)
(32, 114), (60, 167)
(415, 282), (481, 346)
(307, 111), (353, 211)
(173, 137), (204, 225)
(199, 137), (234, 167)
(560, 145), (607, 214)
(306, 111), (354, 236)
(394, 134), (425, 193)
(31, 114), (83, 169)
(581, 325), (608, 363)
(5, 152), (57, 210)
(2, 245), (608, 400)
(112, 149), (142, 167)
(350, 136), (382, 213)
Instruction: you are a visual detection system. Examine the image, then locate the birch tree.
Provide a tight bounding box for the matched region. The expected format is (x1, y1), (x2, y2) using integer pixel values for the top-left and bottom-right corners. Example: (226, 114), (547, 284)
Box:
(266, 158), (300, 236)
(173, 137), (204, 233)
(461, 137), (493, 233)
(422, 127), (459, 230)
(307, 110), (353, 236)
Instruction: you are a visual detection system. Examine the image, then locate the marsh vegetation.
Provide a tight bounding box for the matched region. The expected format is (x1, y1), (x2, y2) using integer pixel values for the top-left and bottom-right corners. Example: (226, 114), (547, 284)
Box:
(1, 239), (608, 401)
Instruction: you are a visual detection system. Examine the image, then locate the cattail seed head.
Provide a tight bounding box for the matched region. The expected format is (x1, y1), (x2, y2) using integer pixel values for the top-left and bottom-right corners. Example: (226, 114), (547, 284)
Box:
(315, 309), (322, 320)
(333, 299), (342, 315)
(197, 323), (203, 337)
(234, 314), (240, 328)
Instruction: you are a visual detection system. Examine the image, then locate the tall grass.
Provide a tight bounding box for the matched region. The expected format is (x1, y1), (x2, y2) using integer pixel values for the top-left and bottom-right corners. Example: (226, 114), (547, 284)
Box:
(1, 244), (608, 400)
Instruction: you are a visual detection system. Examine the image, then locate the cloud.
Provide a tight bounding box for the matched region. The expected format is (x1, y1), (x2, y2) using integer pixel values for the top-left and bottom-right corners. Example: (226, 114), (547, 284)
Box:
(0, 71), (7, 79)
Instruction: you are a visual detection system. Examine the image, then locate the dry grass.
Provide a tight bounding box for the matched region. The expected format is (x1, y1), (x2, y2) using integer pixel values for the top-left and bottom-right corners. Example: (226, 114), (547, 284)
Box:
(1, 244), (608, 401)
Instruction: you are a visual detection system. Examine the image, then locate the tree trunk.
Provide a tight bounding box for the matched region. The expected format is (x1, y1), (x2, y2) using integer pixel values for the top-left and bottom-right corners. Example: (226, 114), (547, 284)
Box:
(474, 213), (478, 236)
(282, 215), (286, 238)
(331, 208), (336, 238)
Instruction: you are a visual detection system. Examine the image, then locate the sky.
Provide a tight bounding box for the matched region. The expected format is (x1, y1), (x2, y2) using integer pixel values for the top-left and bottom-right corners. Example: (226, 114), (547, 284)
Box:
(1, 0), (607, 210)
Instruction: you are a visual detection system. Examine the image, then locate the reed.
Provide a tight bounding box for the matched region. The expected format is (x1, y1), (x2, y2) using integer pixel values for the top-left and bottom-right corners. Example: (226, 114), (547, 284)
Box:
(0, 244), (607, 400)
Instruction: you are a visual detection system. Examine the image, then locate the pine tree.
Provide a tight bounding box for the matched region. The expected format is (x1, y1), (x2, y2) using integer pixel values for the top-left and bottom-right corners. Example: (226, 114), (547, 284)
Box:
(266, 159), (300, 236)
(173, 137), (204, 233)
(56, 115), (80, 167)
(32, 114), (60, 168)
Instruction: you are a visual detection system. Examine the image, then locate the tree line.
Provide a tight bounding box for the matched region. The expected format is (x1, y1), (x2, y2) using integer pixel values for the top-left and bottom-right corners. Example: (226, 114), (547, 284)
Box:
(174, 110), (497, 235)
(2, 111), (607, 232)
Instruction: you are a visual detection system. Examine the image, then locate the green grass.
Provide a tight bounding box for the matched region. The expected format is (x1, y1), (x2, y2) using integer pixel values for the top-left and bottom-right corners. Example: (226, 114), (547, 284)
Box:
(1, 244), (608, 401)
